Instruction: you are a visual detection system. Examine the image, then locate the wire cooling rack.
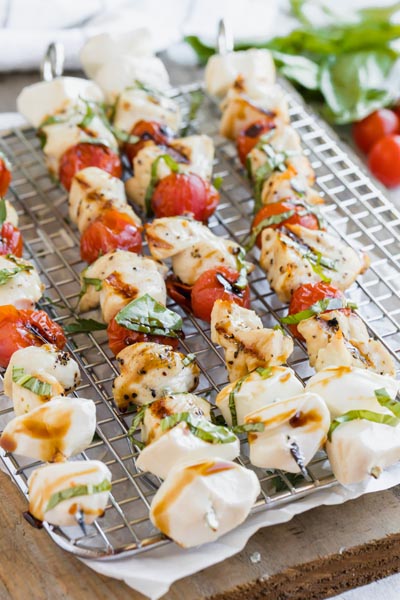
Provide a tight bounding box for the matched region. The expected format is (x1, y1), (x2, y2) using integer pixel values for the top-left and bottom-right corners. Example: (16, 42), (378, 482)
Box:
(0, 81), (399, 560)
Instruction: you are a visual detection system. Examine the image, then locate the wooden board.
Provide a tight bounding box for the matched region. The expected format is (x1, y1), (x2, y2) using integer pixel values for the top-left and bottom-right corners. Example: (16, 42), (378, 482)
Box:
(1, 471), (400, 600)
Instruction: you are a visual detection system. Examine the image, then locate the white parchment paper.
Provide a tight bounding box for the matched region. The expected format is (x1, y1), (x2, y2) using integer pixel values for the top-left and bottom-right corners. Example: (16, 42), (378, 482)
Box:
(81, 465), (400, 599)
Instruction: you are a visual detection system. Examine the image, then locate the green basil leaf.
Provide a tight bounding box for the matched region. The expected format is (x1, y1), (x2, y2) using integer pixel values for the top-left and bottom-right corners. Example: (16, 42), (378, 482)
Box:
(161, 412), (237, 444)
(110, 126), (140, 145)
(144, 154), (181, 217)
(80, 276), (103, 297)
(39, 114), (67, 128)
(271, 50), (319, 90)
(182, 353), (196, 367)
(65, 318), (107, 334)
(375, 388), (400, 418)
(233, 247), (249, 290)
(212, 176), (224, 191)
(228, 366), (273, 426)
(12, 366), (52, 396)
(181, 90), (204, 136)
(281, 297), (346, 325)
(115, 293), (183, 338)
(232, 422), (265, 434)
(243, 210), (295, 251)
(46, 479), (111, 512)
(184, 36), (216, 65)
(0, 198), (7, 227)
(304, 249), (336, 283)
(254, 367), (274, 379)
(252, 146), (299, 213)
(0, 257), (33, 286)
(328, 409), (400, 441)
(78, 99), (97, 129)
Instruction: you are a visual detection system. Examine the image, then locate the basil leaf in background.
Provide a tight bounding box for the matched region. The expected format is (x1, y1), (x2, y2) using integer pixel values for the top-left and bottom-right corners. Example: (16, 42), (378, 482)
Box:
(328, 409), (399, 441)
(271, 51), (320, 90)
(212, 176), (224, 191)
(115, 293), (183, 338)
(243, 210), (295, 251)
(144, 154), (181, 217)
(46, 479), (111, 512)
(12, 366), (52, 396)
(375, 388), (400, 418)
(65, 318), (107, 334)
(161, 412), (237, 444)
(0, 198), (7, 226)
(281, 296), (346, 325)
(319, 50), (397, 124)
(184, 36), (215, 64)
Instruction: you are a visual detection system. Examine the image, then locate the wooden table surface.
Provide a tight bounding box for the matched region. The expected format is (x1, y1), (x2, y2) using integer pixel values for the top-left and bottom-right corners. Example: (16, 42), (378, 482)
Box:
(1, 65), (400, 600)
(2, 470), (400, 600)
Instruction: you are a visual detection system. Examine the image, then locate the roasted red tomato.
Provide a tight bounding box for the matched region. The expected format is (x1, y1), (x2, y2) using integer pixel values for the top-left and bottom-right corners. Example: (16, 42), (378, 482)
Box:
(80, 209), (142, 263)
(0, 305), (66, 368)
(59, 143), (122, 191)
(166, 276), (193, 310)
(107, 317), (179, 356)
(251, 201), (320, 248)
(0, 156), (12, 196)
(288, 282), (346, 339)
(191, 267), (251, 323)
(237, 118), (277, 166)
(0, 222), (23, 257)
(151, 172), (219, 221)
(124, 120), (174, 164)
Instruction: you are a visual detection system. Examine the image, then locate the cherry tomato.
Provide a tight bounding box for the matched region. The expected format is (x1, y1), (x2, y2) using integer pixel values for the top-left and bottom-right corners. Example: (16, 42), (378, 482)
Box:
(107, 317), (179, 356)
(166, 276), (193, 310)
(152, 173), (219, 221)
(59, 143), (122, 191)
(80, 209), (142, 264)
(0, 222), (23, 257)
(0, 305), (66, 368)
(0, 157), (11, 196)
(288, 282), (346, 339)
(237, 118), (277, 166)
(353, 109), (399, 154)
(251, 201), (320, 249)
(124, 120), (174, 164)
(368, 134), (400, 188)
(191, 267), (251, 323)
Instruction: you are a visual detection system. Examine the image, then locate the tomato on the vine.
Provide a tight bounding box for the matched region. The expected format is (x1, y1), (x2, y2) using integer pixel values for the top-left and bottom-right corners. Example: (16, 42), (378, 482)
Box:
(59, 143), (122, 191)
(368, 134), (400, 188)
(353, 109), (399, 154)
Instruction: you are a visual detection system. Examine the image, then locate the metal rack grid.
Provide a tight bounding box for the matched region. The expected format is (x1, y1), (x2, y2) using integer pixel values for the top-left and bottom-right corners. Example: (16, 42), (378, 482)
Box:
(0, 80), (399, 560)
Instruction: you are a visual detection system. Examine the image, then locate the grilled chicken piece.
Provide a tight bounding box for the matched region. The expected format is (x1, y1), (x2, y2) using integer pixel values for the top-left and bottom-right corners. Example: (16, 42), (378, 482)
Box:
(28, 460), (112, 526)
(150, 458), (260, 547)
(327, 419), (400, 485)
(305, 366), (399, 418)
(298, 311), (396, 376)
(4, 344), (81, 416)
(245, 392), (330, 471)
(80, 29), (154, 80)
(78, 250), (167, 323)
(91, 57), (170, 102)
(216, 366), (303, 426)
(247, 123), (314, 186)
(69, 167), (141, 234)
(114, 87), (181, 134)
(0, 396), (96, 462)
(145, 217), (251, 286)
(210, 300), (293, 382)
(0, 255), (43, 310)
(40, 114), (118, 176)
(259, 166), (323, 207)
(113, 342), (200, 410)
(260, 224), (369, 302)
(205, 49), (276, 98)
(140, 393), (211, 445)
(125, 135), (214, 209)
(220, 77), (289, 140)
(137, 423), (240, 479)
(16, 77), (104, 128)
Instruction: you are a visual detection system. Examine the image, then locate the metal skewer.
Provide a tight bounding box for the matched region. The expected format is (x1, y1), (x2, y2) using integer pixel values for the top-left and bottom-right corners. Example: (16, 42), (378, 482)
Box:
(41, 42), (65, 82)
(217, 18), (234, 55)
(75, 508), (87, 536)
(289, 440), (312, 481)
